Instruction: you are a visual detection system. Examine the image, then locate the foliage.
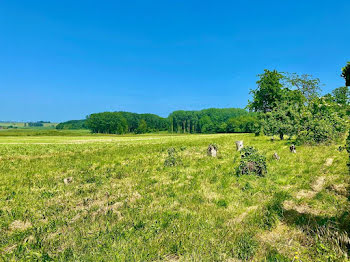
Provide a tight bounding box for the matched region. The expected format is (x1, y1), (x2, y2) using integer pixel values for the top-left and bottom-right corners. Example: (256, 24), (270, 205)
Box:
(347, 132), (350, 174)
(341, 62), (350, 86)
(237, 146), (267, 176)
(248, 69), (284, 113)
(86, 111), (168, 134)
(260, 101), (301, 140)
(168, 108), (254, 134)
(226, 114), (258, 133)
(295, 98), (347, 145)
(332, 86), (350, 106)
(283, 72), (321, 101)
(86, 112), (128, 134)
(56, 120), (87, 130)
(135, 119), (148, 134)
(252, 69), (348, 144)
(164, 147), (181, 167)
(28, 121), (44, 127)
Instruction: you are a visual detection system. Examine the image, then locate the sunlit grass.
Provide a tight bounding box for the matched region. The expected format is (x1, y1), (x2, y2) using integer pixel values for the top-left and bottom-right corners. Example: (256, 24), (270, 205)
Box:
(0, 133), (349, 261)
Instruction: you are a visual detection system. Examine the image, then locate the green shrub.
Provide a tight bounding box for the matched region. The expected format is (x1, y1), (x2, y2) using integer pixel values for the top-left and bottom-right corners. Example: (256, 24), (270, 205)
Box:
(164, 148), (181, 167)
(237, 146), (267, 177)
(347, 132), (350, 174)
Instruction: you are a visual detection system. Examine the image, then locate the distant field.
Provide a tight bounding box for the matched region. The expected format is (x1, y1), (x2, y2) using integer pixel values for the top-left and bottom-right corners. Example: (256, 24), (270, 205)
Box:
(0, 133), (349, 261)
(0, 122), (57, 129)
(0, 129), (90, 137)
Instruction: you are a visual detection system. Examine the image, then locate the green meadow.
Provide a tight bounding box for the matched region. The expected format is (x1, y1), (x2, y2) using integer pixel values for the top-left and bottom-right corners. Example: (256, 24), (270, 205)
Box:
(0, 132), (349, 261)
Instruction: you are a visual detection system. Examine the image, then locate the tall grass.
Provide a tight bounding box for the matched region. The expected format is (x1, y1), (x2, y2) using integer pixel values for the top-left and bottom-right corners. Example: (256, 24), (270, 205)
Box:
(0, 133), (348, 261)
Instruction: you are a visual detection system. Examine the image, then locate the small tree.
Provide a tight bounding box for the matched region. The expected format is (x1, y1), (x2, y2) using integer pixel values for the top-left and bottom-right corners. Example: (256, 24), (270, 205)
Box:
(260, 101), (300, 140)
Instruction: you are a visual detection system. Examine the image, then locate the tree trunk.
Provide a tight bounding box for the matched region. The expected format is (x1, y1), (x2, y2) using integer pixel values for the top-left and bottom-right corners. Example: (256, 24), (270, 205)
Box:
(279, 133), (284, 140)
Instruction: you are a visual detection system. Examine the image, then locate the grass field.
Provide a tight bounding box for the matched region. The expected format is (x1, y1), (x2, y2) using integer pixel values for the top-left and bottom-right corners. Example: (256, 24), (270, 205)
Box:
(0, 133), (349, 261)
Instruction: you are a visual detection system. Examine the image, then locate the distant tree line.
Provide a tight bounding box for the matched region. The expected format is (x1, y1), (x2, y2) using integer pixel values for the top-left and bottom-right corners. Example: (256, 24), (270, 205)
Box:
(28, 121), (43, 127)
(85, 111), (168, 134)
(57, 108), (257, 134)
(168, 108), (257, 133)
(56, 120), (87, 130)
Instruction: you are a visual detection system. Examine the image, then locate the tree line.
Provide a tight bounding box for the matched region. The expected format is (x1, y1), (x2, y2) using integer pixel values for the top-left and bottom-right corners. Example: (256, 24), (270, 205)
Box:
(56, 120), (87, 130)
(57, 62), (349, 139)
(168, 108), (257, 133)
(85, 111), (168, 134)
(56, 109), (257, 134)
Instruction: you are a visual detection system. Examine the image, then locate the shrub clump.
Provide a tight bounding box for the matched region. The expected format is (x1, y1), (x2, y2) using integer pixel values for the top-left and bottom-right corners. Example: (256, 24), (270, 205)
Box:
(347, 132), (350, 174)
(164, 147), (181, 167)
(237, 146), (267, 177)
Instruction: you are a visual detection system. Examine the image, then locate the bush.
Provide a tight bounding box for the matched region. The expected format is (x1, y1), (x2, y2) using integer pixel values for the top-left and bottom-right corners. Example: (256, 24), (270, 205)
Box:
(164, 148), (181, 167)
(295, 105), (347, 145)
(237, 146), (267, 177)
(347, 132), (350, 174)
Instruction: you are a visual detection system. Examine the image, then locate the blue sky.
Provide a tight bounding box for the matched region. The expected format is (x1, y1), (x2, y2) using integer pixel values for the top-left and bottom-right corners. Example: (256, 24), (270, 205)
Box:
(1, 0), (349, 122)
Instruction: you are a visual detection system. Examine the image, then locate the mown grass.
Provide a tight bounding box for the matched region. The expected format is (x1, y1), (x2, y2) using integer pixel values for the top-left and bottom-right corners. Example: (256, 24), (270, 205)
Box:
(0, 133), (349, 261)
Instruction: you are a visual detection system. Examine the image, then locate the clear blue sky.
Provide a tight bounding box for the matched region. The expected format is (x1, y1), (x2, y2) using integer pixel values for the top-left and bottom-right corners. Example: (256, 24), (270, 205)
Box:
(1, 1), (349, 122)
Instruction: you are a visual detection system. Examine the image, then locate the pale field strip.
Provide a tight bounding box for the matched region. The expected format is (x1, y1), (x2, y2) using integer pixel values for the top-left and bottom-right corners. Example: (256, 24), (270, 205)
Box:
(0, 133), (241, 145)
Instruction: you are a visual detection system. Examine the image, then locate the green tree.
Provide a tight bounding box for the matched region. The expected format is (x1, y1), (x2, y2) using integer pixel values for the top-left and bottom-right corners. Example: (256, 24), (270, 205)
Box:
(260, 101), (300, 140)
(296, 97), (347, 144)
(332, 86), (349, 105)
(248, 69), (284, 113)
(341, 62), (350, 86)
(283, 73), (321, 102)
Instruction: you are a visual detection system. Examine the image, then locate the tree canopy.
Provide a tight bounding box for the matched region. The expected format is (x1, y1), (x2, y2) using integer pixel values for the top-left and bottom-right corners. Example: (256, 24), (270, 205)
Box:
(248, 69), (284, 113)
(85, 111), (168, 134)
(168, 108), (257, 134)
(341, 62), (350, 86)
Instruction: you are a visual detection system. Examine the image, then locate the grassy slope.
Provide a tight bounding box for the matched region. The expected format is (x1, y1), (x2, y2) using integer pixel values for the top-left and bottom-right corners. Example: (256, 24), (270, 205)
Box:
(0, 133), (349, 261)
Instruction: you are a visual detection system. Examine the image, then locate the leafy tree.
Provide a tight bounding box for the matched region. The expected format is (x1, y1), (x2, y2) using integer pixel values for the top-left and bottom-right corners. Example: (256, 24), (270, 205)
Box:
(199, 115), (215, 133)
(248, 69), (284, 113)
(260, 101), (300, 140)
(283, 73), (321, 101)
(296, 97), (347, 144)
(226, 115), (257, 133)
(86, 112), (128, 134)
(341, 62), (350, 86)
(332, 86), (349, 106)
